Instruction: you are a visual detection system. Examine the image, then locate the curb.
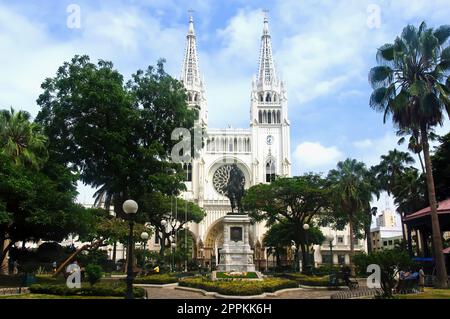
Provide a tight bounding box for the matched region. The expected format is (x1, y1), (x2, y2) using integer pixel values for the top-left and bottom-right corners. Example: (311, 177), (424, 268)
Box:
(298, 284), (349, 290)
(175, 285), (314, 299)
(135, 283), (178, 288)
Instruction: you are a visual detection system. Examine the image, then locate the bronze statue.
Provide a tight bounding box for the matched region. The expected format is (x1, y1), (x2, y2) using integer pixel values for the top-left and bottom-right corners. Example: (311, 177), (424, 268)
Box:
(225, 164), (245, 214)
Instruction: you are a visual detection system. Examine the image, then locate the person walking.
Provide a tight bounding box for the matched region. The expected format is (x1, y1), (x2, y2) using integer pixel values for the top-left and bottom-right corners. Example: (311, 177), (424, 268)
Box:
(419, 268), (426, 292)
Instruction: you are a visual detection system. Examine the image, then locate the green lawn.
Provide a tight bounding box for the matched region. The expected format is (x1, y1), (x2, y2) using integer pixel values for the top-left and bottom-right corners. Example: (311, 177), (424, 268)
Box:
(0, 293), (121, 299)
(396, 288), (450, 299)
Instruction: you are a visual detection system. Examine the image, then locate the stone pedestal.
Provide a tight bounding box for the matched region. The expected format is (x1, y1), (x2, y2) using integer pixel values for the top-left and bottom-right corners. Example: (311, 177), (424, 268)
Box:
(218, 214), (255, 272)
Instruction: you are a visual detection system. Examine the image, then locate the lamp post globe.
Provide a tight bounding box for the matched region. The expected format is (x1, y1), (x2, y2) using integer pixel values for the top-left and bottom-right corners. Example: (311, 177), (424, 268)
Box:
(303, 224), (310, 230)
(141, 232), (149, 241)
(161, 219), (167, 227)
(123, 199), (138, 215)
(123, 199), (138, 299)
(325, 235), (334, 243)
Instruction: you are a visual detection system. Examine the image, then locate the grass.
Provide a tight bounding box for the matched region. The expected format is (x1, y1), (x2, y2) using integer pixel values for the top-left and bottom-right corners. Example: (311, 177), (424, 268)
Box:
(396, 288), (450, 299)
(216, 271), (259, 279)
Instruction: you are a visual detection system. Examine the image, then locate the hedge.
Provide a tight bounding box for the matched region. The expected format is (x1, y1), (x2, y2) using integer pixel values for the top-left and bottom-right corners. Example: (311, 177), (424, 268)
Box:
(274, 273), (330, 287)
(29, 282), (145, 298)
(179, 277), (297, 296)
(134, 274), (178, 284)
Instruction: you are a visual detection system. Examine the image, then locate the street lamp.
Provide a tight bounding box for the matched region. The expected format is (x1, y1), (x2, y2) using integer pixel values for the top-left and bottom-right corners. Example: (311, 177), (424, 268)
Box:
(123, 199), (138, 299)
(291, 242), (297, 272)
(325, 234), (334, 266)
(303, 224), (310, 273)
(141, 232), (149, 269)
(171, 242), (177, 272)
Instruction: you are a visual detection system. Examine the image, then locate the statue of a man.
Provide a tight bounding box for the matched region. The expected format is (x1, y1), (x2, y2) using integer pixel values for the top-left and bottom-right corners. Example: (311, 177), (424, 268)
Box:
(225, 164), (245, 214)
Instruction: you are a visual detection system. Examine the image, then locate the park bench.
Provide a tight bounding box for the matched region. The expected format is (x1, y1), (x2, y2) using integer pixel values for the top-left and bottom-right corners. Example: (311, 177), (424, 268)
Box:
(328, 271), (359, 289)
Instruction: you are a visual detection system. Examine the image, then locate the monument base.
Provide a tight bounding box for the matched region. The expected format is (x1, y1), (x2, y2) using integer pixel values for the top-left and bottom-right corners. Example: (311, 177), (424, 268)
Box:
(218, 214), (255, 272)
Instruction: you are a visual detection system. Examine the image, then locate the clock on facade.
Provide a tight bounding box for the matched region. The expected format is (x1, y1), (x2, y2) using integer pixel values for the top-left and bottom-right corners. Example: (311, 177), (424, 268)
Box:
(266, 135), (274, 145)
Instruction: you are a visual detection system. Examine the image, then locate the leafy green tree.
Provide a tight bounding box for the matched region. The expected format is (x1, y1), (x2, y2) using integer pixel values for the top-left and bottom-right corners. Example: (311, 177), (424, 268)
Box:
(326, 159), (375, 272)
(0, 152), (82, 272)
(432, 132), (450, 201)
(0, 108), (47, 168)
(36, 55), (198, 217)
(368, 250), (412, 298)
(243, 174), (330, 273)
(369, 21), (450, 287)
(138, 192), (204, 260)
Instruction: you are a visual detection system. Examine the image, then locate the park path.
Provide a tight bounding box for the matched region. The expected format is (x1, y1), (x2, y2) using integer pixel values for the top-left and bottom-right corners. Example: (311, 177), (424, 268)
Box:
(144, 286), (335, 299)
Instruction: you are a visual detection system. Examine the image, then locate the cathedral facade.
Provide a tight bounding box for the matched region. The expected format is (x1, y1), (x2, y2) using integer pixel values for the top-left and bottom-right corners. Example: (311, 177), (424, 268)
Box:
(146, 15), (366, 269)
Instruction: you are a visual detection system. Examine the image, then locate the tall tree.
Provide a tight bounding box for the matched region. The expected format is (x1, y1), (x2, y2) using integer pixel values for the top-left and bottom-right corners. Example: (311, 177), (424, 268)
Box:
(243, 174), (330, 273)
(372, 149), (416, 244)
(369, 22), (450, 287)
(0, 108), (47, 168)
(432, 132), (450, 201)
(36, 55), (198, 218)
(327, 159), (374, 273)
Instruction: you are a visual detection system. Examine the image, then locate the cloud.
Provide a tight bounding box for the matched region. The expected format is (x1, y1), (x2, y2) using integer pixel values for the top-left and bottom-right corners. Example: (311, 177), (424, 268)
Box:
(293, 142), (343, 172)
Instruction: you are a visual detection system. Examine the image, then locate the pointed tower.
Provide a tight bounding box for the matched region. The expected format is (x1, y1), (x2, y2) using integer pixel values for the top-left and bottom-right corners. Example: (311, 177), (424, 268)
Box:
(180, 15), (208, 126)
(251, 13), (291, 183)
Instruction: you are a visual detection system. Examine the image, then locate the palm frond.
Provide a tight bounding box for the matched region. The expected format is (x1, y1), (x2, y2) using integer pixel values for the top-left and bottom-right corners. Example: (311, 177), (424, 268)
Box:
(433, 25), (450, 45)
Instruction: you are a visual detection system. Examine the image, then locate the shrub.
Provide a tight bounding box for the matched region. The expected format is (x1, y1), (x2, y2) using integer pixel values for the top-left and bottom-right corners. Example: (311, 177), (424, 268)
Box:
(134, 274), (178, 284)
(179, 277), (297, 296)
(85, 264), (104, 286)
(274, 273), (330, 287)
(29, 281), (145, 298)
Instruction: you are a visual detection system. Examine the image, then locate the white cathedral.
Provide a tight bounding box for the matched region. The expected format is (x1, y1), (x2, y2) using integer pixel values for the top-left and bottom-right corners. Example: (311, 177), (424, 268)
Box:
(145, 15), (366, 269)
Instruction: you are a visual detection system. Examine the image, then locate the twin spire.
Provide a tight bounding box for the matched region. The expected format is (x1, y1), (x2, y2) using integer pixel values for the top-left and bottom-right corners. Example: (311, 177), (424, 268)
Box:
(181, 14), (201, 87)
(180, 12), (278, 89)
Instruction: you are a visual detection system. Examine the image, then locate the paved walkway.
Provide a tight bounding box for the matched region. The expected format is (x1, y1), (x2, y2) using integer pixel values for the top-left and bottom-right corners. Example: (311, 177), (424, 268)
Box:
(144, 286), (335, 299)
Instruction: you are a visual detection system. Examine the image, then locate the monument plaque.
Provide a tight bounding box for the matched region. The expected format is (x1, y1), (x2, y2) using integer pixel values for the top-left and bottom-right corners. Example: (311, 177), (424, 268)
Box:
(230, 227), (243, 242)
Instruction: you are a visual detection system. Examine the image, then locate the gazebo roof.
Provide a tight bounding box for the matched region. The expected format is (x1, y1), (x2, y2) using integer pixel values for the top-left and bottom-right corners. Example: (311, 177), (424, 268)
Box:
(403, 198), (450, 222)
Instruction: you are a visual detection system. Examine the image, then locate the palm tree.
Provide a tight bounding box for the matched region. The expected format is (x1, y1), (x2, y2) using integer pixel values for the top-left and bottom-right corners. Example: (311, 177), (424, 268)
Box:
(0, 107), (47, 168)
(372, 149), (416, 250)
(328, 159), (373, 273)
(369, 22), (450, 288)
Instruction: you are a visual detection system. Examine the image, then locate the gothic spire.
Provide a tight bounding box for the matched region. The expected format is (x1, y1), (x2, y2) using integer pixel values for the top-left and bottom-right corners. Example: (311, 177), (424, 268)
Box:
(181, 14), (201, 86)
(257, 13), (277, 86)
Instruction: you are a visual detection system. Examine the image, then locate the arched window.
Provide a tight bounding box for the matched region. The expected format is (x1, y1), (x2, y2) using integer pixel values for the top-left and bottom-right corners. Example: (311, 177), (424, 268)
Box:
(194, 93), (198, 102)
(258, 111), (262, 123)
(273, 94), (277, 102)
(265, 93), (272, 102)
(277, 110), (281, 123)
(234, 138), (238, 152)
(188, 93), (192, 102)
(259, 93), (264, 102)
(263, 110), (267, 123)
(266, 160), (276, 183)
(268, 111), (272, 124)
(184, 163), (192, 182)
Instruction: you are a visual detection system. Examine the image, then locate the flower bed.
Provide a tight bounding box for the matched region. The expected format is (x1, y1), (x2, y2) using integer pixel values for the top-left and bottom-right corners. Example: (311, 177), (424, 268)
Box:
(179, 277), (297, 296)
(134, 274), (178, 284)
(29, 282), (145, 298)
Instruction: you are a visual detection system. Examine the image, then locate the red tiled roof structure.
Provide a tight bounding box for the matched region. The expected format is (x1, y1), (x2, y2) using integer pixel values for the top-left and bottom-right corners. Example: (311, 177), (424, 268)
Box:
(403, 198), (450, 222)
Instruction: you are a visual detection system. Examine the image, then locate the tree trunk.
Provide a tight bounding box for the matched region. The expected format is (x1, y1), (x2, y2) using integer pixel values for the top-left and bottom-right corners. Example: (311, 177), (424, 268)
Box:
(112, 241), (117, 263)
(0, 239), (13, 275)
(400, 212), (407, 248)
(421, 126), (448, 288)
(417, 152), (426, 174)
(348, 216), (355, 276)
(53, 239), (105, 277)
